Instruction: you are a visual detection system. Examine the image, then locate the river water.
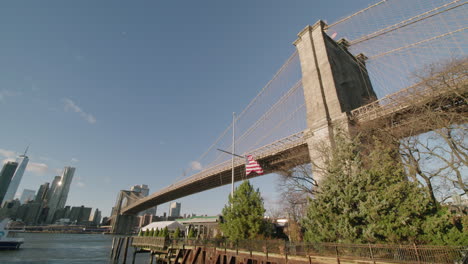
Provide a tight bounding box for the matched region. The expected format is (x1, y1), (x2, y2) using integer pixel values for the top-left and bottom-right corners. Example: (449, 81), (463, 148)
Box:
(0, 233), (148, 264)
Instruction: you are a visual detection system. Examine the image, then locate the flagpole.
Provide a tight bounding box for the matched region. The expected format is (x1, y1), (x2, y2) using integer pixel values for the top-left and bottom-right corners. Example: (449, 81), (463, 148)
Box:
(231, 112), (236, 199)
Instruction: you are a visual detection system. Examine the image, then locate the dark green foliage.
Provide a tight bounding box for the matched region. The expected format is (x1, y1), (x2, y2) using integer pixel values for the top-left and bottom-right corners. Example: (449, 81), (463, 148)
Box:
(153, 228), (159, 237)
(173, 227), (181, 238)
(162, 227), (169, 238)
(302, 134), (466, 245)
(187, 227), (196, 238)
(144, 229), (150, 237)
(420, 209), (468, 245)
(138, 229), (143, 236)
(220, 180), (269, 241)
(149, 228), (154, 237)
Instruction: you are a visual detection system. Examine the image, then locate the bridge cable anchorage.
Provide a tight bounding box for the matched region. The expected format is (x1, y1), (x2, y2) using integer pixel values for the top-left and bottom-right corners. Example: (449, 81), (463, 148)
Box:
(368, 27), (467, 61)
(325, 0), (388, 29)
(349, 1), (466, 46)
(185, 51), (299, 175)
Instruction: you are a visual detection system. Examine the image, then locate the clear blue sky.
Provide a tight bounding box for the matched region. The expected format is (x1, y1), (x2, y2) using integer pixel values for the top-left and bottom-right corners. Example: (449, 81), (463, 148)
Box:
(0, 0), (376, 217)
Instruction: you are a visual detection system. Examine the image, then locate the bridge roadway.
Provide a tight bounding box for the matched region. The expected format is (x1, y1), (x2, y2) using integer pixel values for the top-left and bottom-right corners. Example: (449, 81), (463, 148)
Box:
(121, 84), (467, 215)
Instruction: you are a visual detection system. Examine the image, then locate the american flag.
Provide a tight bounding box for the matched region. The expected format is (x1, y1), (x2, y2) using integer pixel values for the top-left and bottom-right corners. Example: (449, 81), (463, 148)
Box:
(245, 155), (263, 176)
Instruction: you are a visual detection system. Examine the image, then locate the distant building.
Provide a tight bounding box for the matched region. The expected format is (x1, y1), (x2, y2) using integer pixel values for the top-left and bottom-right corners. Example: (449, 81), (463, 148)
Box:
(169, 202), (181, 218)
(176, 215), (222, 238)
(16, 202), (42, 225)
(0, 161), (18, 205)
(130, 184), (156, 216)
(69, 205), (92, 225)
(91, 208), (102, 226)
(34, 182), (49, 204)
(3, 151), (29, 202)
(101, 216), (110, 226)
(46, 167), (76, 223)
(20, 189), (36, 204)
(53, 206), (71, 222)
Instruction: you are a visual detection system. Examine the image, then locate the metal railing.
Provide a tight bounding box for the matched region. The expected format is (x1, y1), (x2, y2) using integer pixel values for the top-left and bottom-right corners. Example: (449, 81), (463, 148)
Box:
(351, 74), (467, 122)
(131, 237), (467, 264)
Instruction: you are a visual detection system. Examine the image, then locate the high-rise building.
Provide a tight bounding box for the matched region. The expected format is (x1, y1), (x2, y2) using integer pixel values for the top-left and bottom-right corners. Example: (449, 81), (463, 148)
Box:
(34, 182), (49, 204)
(0, 161), (18, 205)
(46, 166), (75, 223)
(91, 208), (102, 226)
(3, 150), (30, 202)
(130, 184), (156, 215)
(69, 205), (92, 225)
(45, 176), (61, 203)
(20, 189), (35, 204)
(130, 184), (149, 196)
(169, 202), (181, 218)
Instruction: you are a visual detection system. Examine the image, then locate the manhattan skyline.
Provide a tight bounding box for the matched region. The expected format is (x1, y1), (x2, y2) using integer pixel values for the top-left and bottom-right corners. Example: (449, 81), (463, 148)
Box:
(0, 0), (378, 217)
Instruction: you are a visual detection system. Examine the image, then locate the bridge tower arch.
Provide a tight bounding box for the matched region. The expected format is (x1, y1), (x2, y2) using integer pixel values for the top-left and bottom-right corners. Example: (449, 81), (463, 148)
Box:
(293, 21), (377, 183)
(111, 190), (141, 234)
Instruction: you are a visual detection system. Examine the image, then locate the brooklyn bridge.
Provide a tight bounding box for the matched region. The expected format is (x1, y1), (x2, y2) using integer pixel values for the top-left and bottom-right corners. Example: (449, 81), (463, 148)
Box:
(112, 0), (467, 234)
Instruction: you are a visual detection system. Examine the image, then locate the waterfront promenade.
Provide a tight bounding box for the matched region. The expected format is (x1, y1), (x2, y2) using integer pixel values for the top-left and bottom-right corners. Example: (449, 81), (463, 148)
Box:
(109, 237), (467, 264)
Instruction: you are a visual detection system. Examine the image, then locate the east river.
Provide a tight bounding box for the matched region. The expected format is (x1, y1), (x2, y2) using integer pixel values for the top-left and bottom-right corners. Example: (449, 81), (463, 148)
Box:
(0, 233), (147, 264)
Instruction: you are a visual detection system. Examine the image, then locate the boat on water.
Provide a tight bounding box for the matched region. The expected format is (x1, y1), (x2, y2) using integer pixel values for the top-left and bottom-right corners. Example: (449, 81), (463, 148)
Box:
(0, 219), (24, 250)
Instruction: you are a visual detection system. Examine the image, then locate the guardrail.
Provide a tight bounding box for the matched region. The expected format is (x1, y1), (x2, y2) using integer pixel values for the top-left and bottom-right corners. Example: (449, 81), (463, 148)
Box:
(131, 237), (467, 264)
(351, 75), (467, 122)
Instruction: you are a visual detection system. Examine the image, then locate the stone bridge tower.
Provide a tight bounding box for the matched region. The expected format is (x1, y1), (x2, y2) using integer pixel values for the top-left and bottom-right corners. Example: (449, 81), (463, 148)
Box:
(293, 21), (377, 183)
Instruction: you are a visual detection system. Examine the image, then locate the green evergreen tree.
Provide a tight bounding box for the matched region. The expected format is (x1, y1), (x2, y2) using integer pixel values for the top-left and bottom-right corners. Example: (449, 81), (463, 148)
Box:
(187, 227), (196, 238)
(220, 180), (268, 241)
(153, 228), (159, 237)
(138, 229), (143, 236)
(162, 227), (169, 238)
(144, 229), (150, 237)
(301, 134), (467, 245)
(173, 227), (181, 238)
(149, 228), (154, 237)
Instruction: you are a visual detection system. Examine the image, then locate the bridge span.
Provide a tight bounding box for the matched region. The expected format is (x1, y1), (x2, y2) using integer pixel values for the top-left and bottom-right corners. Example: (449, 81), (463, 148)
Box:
(122, 73), (466, 216)
(116, 0), (467, 230)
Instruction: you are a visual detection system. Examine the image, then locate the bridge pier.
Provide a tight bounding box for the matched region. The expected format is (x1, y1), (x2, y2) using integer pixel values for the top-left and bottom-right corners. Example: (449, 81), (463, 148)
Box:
(293, 20), (377, 184)
(111, 214), (139, 235)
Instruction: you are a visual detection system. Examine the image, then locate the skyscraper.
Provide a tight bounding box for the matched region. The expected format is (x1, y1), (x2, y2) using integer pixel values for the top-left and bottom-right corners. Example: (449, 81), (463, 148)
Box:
(46, 166), (75, 223)
(92, 208), (102, 226)
(20, 189), (36, 204)
(169, 202), (181, 218)
(3, 150), (30, 202)
(45, 176), (61, 203)
(0, 161), (18, 205)
(35, 182), (49, 204)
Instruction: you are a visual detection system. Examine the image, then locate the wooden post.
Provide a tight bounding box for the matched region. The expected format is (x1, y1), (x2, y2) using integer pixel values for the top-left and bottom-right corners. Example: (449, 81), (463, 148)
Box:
(368, 243), (375, 264)
(413, 243), (421, 264)
(284, 241), (288, 264)
(334, 245), (340, 264)
(110, 237), (116, 260)
(122, 237), (130, 264)
(132, 250), (138, 264)
(115, 237), (124, 263)
(113, 237), (121, 262)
